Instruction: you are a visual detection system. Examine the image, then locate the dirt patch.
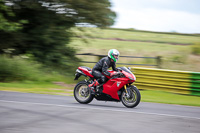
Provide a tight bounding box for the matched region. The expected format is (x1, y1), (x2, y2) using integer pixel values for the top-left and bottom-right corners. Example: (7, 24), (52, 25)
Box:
(50, 82), (74, 96)
(53, 82), (75, 88)
(50, 88), (73, 92)
(54, 93), (73, 96)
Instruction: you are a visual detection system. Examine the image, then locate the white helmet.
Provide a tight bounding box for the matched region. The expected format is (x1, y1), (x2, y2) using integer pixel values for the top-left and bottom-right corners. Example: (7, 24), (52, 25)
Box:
(108, 49), (120, 62)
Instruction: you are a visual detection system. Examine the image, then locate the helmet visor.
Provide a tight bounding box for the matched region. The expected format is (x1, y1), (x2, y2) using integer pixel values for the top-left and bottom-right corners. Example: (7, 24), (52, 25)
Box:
(114, 55), (119, 61)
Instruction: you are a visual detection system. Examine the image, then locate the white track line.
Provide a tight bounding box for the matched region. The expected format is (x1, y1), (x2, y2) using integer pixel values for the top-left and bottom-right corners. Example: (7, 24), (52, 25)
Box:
(0, 100), (200, 120)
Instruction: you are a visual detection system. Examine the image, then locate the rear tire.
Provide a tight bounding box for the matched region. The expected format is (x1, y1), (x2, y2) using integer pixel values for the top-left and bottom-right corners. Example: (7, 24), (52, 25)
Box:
(74, 81), (94, 104)
(121, 85), (141, 108)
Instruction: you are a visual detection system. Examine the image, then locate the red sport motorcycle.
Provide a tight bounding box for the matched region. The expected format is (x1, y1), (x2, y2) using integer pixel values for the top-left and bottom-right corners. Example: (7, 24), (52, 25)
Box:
(74, 66), (141, 108)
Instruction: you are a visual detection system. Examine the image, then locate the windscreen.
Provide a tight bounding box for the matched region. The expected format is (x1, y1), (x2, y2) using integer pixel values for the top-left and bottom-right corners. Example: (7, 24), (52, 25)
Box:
(118, 67), (133, 75)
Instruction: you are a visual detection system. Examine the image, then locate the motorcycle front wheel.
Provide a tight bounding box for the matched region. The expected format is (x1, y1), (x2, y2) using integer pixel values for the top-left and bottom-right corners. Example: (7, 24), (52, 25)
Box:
(121, 85), (141, 108)
(74, 81), (94, 104)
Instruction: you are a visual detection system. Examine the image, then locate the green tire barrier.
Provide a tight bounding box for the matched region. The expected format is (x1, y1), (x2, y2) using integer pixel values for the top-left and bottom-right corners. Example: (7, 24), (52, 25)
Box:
(132, 67), (200, 96)
(191, 72), (200, 96)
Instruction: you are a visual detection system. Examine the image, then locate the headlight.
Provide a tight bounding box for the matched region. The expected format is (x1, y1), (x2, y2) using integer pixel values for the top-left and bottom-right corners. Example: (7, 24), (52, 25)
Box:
(128, 77), (134, 80)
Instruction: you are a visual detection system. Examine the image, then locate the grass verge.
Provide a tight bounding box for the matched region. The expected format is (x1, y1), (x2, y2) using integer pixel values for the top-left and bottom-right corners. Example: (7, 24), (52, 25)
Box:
(141, 90), (200, 107)
(0, 82), (73, 96)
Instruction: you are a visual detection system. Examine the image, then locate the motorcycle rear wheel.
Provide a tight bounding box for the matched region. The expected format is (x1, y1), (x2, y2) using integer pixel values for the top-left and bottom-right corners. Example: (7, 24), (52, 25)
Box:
(74, 81), (94, 104)
(121, 85), (141, 108)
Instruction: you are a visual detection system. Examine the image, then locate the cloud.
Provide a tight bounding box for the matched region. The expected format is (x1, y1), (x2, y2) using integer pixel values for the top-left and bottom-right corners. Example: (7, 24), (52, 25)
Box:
(112, 8), (200, 33)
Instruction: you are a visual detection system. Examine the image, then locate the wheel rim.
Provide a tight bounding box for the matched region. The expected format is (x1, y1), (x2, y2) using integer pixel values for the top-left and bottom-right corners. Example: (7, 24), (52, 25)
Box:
(122, 89), (137, 106)
(75, 84), (91, 102)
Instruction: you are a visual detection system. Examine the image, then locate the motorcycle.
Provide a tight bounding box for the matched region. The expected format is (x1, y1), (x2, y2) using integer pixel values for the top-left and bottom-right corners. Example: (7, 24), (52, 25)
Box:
(73, 66), (141, 108)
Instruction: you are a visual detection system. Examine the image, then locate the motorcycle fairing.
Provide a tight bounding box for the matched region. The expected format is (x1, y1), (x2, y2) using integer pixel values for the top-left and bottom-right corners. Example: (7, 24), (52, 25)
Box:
(103, 78), (129, 100)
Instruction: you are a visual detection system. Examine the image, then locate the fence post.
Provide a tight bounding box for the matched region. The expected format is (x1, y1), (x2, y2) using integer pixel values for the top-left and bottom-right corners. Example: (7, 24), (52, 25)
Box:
(157, 56), (162, 68)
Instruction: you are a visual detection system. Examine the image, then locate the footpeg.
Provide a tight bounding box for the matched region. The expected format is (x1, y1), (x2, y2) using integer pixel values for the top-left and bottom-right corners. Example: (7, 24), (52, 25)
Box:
(90, 87), (95, 95)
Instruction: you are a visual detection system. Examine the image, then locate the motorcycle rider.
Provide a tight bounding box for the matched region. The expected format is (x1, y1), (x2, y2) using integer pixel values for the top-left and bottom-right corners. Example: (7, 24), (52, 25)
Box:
(89, 49), (120, 93)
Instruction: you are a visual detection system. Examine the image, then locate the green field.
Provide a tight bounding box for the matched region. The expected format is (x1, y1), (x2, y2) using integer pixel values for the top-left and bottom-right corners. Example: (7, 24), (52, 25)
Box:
(70, 27), (200, 72)
(71, 27), (200, 44)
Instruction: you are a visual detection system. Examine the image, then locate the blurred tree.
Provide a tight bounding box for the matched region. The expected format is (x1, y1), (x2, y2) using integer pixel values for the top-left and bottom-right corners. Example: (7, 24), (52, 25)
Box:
(0, 0), (23, 32)
(0, 0), (26, 52)
(0, 0), (116, 72)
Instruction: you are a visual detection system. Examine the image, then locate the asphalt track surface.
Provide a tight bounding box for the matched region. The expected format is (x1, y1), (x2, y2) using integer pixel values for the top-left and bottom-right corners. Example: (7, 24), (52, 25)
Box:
(0, 91), (200, 133)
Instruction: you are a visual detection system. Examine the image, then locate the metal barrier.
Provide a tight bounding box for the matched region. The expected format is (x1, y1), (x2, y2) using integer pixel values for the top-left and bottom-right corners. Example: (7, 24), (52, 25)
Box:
(76, 53), (162, 68)
(133, 67), (200, 96)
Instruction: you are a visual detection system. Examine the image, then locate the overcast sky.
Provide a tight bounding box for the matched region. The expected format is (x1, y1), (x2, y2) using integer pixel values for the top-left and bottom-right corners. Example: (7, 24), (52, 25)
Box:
(110, 0), (200, 33)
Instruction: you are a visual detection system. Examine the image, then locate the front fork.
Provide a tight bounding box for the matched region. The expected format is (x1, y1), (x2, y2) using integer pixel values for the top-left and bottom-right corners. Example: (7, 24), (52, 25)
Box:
(124, 85), (132, 98)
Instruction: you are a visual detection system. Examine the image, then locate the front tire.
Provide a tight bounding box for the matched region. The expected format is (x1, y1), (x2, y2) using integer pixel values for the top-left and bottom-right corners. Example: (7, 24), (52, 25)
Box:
(121, 85), (141, 108)
(74, 81), (94, 104)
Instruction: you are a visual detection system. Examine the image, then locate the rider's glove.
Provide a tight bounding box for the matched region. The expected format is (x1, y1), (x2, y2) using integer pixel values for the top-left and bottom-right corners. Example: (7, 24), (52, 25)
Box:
(110, 72), (120, 77)
(116, 68), (121, 72)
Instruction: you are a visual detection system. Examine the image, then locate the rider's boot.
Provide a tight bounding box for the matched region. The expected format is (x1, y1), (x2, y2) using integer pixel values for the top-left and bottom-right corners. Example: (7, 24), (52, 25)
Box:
(88, 80), (99, 94)
(96, 83), (104, 93)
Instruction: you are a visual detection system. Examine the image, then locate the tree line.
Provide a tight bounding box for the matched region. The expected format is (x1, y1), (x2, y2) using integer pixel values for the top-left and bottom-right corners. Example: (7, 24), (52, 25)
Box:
(0, 0), (116, 72)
